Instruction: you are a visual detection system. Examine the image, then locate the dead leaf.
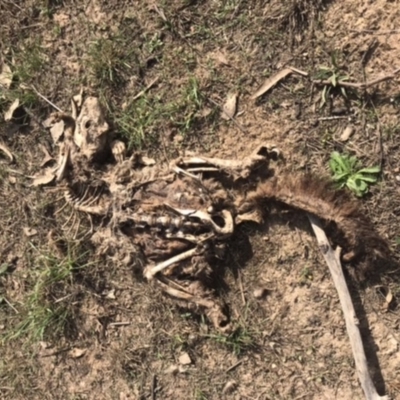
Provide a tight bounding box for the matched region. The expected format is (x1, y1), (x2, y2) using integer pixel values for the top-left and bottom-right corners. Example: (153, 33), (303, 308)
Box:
(384, 289), (394, 311)
(178, 352), (191, 365)
(23, 227), (38, 237)
(253, 287), (269, 299)
(222, 381), (237, 395)
(221, 92), (238, 120)
(0, 62), (12, 91)
(212, 51), (229, 66)
(31, 171), (55, 186)
(164, 365), (179, 375)
(69, 348), (86, 359)
(174, 134), (184, 143)
(200, 107), (212, 117)
(39, 144), (54, 167)
(50, 120), (65, 143)
(4, 99), (20, 121)
(140, 156), (156, 166)
(340, 125), (354, 142)
(105, 289), (116, 299)
(251, 68), (293, 100)
(0, 142), (14, 162)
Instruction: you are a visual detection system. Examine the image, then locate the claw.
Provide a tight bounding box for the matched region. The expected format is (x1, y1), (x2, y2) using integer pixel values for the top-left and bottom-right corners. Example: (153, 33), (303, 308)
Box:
(111, 140), (126, 163)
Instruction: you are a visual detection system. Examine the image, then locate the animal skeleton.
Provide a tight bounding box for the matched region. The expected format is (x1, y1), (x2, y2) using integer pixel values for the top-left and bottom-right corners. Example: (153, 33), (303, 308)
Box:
(38, 95), (390, 330)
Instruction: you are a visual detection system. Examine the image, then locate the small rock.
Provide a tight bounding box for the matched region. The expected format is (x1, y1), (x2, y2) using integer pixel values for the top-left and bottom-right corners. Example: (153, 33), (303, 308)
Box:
(221, 92), (238, 120)
(178, 365), (189, 374)
(164, 365), (179, 375)
(222, 380), (237, 394)
(69, 348), (86, 358)
(178, 352), (192, 365)
(339, 125), (354, 142)
(105, 289), (116, 299)
(39, 341), (51, 350)
(173, 134), (184, 143)
(4, 99), (20, 121)
(253, 287), (269, 299)
(23, 227), (38, 237)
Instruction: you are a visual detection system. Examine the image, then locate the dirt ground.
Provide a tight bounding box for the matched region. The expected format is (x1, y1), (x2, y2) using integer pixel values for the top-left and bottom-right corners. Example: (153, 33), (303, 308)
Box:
(1, 1), (400, 399)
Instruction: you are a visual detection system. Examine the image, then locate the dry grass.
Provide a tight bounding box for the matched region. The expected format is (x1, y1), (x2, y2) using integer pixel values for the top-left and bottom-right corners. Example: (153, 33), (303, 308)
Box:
(1, 0), (400, 399)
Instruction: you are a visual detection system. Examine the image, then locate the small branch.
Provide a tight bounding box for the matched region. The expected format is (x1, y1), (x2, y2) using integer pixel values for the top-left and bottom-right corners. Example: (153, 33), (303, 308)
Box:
(132, 77), (160, 101)
(31, 85), (64, 112)
(225, 360), (243, 373)
(312, 68), (400, 90)
(151, 374), (157, 400)
(307, 214), (389, 400)
(317, 115), (353, 121)
(350, 29), (400, 35)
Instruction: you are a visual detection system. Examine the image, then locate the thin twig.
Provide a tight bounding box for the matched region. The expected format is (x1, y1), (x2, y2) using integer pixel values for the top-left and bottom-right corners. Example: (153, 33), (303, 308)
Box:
(351, 29), (400, 35)
(31, 85), (64, 112)
(225, 360), (243, 373)
(289, 66), (309, 76)
(151, 375), (157, 400)
(312, 68), (400, 90)
(237, 270), (246, 306)
(3, 297), (18, 314)
(317, 115), (353, 121)
(109, 321), (131, 327)
(132, 77), (160, 101)
(54, 293), (73, 304)
(7, 0), (22, 11)
(307, 213), (389, 400)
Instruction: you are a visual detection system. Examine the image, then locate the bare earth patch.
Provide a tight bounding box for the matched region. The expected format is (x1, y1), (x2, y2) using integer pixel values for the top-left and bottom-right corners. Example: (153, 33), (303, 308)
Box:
(1, 1), (400, 399)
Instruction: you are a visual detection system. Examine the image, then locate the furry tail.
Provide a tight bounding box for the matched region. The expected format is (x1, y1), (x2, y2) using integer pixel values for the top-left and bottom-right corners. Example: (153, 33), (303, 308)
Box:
(246, 173), (390, 277)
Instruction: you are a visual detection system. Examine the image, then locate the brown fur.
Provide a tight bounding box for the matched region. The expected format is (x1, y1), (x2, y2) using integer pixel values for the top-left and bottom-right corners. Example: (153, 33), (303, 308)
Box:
(245, 173), (391, 278)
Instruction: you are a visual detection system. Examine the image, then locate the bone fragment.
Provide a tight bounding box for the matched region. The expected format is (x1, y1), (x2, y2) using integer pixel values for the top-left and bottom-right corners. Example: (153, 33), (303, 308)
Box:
(165, 205), (234, 236)
(144, 247), (198, 280)
(55, 145), (70, 182)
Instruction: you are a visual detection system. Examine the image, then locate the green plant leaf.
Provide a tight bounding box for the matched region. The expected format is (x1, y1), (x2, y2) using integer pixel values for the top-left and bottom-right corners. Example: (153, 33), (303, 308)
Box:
(332, 171), (351, 181)
(331, 73), (337, 87)
(358, 166), (381, 174)
(0, 264), (9, 276)
(356, 174), (378, 183)
(330, 152), (350, 172)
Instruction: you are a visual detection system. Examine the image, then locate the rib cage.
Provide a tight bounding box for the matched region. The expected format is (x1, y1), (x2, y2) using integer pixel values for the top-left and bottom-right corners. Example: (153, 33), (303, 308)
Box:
(64, 181), (110, 215)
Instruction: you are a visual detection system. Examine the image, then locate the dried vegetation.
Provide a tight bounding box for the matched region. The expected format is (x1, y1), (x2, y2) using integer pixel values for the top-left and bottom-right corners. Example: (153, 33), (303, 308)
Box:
(1, 0), (400, 399)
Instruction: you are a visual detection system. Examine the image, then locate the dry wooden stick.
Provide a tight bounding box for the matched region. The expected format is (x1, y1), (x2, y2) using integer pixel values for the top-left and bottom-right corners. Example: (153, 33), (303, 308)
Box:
(307, 213), (389, 400)
(312, 68), (400, 90)
(132, 77), (160, 101)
